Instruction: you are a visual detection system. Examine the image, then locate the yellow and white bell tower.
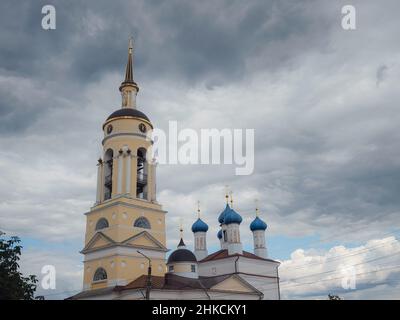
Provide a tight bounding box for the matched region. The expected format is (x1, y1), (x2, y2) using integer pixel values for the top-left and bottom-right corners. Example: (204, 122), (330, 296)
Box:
(81, 39), (167, 291)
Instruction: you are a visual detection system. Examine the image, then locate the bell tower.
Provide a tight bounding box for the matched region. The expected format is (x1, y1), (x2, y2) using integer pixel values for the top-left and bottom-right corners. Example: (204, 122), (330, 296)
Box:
(81, 39), (167, 291)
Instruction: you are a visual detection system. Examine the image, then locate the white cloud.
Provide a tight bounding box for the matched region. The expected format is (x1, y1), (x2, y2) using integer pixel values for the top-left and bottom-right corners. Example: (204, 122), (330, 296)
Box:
(20, 247), (83, 300)
(279, 236), (400, 299)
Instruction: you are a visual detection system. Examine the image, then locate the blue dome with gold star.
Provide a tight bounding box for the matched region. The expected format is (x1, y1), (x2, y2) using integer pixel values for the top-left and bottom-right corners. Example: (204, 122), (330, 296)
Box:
(218, 204), (232, 224)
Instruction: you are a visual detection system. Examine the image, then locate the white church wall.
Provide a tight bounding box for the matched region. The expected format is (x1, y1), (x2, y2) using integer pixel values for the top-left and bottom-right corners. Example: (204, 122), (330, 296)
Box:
(240, 274), (280, 300)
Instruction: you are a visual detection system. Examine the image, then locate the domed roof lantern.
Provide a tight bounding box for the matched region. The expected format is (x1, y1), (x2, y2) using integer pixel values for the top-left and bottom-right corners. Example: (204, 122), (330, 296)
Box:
(223, 191), (242, 225)
(250, 202), (267, 231)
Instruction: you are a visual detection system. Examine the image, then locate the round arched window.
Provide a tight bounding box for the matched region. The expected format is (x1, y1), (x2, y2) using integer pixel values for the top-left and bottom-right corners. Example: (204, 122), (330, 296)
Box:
(134, 217), (151, 229)
(95, 218), (109, 231)
(93, 267), (107, 282)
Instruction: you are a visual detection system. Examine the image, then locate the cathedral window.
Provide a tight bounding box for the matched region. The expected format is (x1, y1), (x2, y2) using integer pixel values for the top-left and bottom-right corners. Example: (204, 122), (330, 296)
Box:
(134, 217), (151, 229)
(136, 148), (148, 199)
(95, 218), (109, 230)
(191, 265), (196, 272)
(93, 267), (107, 282)
(168, 265), (174, 272)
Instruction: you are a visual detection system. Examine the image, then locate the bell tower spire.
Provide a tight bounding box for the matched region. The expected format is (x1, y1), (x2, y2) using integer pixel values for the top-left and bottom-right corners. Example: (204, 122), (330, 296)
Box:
(119, 37), (139, 108)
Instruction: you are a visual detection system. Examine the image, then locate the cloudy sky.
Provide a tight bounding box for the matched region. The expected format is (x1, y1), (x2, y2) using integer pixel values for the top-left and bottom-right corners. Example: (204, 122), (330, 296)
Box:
(1, 0), (400, 299)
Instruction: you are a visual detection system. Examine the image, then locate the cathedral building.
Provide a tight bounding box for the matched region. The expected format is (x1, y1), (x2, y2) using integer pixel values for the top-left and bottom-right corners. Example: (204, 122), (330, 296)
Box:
(68, 40), (280, 300)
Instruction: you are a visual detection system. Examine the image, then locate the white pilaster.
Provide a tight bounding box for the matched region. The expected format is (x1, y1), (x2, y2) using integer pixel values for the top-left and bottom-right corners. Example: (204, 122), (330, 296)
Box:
(194, 231), (208, 261)
(227, 224), (243, 255)
(150, 160), (157, 202)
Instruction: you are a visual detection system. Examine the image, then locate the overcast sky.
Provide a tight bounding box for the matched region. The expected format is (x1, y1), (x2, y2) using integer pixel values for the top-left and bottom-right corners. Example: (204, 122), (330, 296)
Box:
(1, 0), (400, 299)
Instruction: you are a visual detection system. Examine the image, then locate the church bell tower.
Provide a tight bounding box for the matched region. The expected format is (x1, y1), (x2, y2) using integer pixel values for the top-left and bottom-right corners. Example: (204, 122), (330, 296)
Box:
(81, 39), (167, 291)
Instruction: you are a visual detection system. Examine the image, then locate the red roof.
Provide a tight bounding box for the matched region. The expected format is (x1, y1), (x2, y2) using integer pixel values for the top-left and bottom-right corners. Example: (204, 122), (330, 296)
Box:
(200, 249), (279, 263)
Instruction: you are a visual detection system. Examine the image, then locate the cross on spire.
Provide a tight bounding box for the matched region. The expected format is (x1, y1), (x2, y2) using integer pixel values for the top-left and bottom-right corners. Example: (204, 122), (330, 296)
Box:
(255, 199), (259, 217)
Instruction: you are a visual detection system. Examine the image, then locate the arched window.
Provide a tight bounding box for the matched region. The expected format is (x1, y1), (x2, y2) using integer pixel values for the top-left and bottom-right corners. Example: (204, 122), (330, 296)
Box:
(136, 148), (148, 200)
(93, 267), (107, 282)
(95, 218), (109, 230)
(103, 149), (113, 201)
(134, 217), (151, 229)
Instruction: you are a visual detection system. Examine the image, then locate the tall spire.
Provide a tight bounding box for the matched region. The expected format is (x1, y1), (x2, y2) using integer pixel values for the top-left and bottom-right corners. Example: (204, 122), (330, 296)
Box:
(124, 37), (134, 83)
(119, 37), (139, 108)
(255, 199), (259, 217)
(225, 185), (229, 204)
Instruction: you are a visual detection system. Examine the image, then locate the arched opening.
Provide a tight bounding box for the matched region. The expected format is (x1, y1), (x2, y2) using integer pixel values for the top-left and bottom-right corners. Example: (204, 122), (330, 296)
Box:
(95, 218), (109, 231)
(223, 230), (227, 242)
(134, 217), (151, 229)
(93, 267), (107, 282)
(136, 148), (148, 199)
(103, 149), (113, 200)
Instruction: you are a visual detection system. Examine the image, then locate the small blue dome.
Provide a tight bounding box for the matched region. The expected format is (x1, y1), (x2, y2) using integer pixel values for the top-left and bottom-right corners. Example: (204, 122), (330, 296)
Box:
(250, 216), (267, 231)
(217, 229), (222, 239)
(224, 208), (243, 225)
(218, 204), (231, 224)
(191, 218), (208, 233)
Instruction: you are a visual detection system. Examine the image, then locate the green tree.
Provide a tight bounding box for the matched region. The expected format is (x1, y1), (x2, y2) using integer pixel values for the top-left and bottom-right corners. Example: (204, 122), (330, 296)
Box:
(328, 294), (342, 300)
(0, 233), (39, 300)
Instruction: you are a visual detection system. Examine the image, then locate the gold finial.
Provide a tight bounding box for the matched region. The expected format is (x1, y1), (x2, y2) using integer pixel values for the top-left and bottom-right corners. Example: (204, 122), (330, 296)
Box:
(197, 200), (201, 218)
(229, 191), (233, 208)
(255, 199), (259, 217)
(225, 185), (229, 204)
(179, 218), (183, 238)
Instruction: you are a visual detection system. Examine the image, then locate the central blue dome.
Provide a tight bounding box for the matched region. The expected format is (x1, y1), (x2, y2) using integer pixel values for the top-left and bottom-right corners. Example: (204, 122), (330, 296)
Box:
(218, 204), (232, 224)
(191, 218), (208, 233)
(224, 208), (243, 225)
(250, 216), (267, 231)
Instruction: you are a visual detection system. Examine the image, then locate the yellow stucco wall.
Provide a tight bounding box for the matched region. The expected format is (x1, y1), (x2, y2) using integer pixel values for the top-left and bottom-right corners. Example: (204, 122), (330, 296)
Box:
(168, 263), (196, 273)
(211, 277), (253, 293)
(82, 114), (167, 291)
(85, 199), (166, 245)
(84, 256), (166, 289)
(102, 117), (155, 200)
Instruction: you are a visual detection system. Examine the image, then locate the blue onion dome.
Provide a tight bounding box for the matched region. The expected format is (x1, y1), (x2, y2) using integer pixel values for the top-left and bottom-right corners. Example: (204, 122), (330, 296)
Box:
(218, 204), (231, 224)
(217, 229), (222, 239)
(191, 218), (209, 233)
(224, 208), (243, 225)
(250, 216), (267, 231)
